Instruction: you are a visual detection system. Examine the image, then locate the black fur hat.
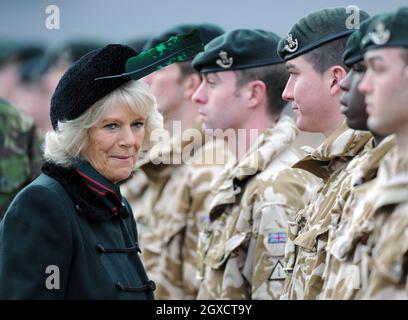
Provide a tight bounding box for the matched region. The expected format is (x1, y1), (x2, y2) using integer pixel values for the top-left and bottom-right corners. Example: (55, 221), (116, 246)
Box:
(50, 44), (137, 130)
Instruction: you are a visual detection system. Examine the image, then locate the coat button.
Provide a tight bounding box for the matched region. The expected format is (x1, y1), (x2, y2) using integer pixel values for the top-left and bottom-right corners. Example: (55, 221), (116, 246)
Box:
(147, 280), (156, 291)
(75, 204), (84, 214)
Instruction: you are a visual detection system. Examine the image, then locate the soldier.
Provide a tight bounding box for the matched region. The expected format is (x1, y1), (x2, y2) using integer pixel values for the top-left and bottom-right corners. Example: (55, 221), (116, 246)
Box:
(319, 14), (396, 300)
(0, 98), (43, 217)
(277, 7), (373, 300)
(356, 7), (408, 299)
(121, 24), (229, 299)
(0, 39), (44, 105)
(191, 29), (317, 299)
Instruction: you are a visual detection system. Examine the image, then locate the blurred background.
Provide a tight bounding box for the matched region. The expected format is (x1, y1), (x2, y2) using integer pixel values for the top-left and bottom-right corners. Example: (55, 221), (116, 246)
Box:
(1, 0), (406, 46)
(0, 0), (405, 141)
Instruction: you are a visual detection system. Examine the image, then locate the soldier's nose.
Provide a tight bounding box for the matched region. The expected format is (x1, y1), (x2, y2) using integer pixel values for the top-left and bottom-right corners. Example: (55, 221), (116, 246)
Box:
(282, 84), (294, 102)
(192, 84), (207, 104)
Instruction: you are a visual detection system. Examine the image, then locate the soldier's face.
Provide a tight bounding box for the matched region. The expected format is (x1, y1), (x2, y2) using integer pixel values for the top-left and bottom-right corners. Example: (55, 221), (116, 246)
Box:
(0, 62), (20, 101)
(192, 71), (248, 131)
(82, 103), (145, 183)
(339, 62), (368, 131)
(359, 48), (408, 136)
(282, 56), (344, 136)
(142, 64), (185, 116)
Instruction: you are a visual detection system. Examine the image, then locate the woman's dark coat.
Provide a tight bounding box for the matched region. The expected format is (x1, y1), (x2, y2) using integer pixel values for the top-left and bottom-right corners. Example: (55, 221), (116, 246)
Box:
(0, 162), (155, 299)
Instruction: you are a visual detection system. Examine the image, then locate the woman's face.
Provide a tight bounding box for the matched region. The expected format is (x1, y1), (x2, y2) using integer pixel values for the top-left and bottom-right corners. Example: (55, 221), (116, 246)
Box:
(82, 102), (146, 183)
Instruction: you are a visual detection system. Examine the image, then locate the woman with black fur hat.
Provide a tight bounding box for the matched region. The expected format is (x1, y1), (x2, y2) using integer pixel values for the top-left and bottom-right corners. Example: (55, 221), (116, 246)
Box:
(0, 44), (163, 299)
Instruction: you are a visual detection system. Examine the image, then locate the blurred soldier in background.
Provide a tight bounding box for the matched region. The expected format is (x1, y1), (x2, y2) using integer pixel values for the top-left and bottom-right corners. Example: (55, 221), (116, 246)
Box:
(0, 98), (43, 217)
(0, 38), (44, 105)
(357, 7), (408, 299)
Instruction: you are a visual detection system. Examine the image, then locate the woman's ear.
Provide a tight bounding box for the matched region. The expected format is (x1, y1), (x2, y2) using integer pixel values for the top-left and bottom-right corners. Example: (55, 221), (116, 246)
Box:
(329, 65), (347, 96)
(183, 73), (202, 100)
(247, 80), (266, 109)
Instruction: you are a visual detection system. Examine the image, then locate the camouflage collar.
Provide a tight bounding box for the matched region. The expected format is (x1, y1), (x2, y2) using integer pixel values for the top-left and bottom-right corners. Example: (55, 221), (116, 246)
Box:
(232, 115), (298, 180)
(372, 148), (408, 211)
(351, 135), (396, 187)
(210, 116), (298, 210)
(139, 117), (205, 181)
(294, 122), (373, 179)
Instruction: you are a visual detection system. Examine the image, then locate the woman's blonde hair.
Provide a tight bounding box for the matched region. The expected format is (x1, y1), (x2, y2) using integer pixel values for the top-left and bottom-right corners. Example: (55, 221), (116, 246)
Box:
(44, 80), (163, 167)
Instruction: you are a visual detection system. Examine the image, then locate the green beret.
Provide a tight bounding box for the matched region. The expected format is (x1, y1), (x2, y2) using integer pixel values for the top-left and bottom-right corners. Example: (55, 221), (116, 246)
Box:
(278, 7), (370, 61)
(361, 7), (408, 50)
(192, 29), (283, 73)
(343, 15), (382, 67)
(143, 23), (224, 52)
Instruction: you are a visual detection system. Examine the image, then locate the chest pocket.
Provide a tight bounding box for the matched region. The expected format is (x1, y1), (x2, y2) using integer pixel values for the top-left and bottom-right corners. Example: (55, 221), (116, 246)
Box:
(162, 216), (187, 245)
(205, 232), (248, 269)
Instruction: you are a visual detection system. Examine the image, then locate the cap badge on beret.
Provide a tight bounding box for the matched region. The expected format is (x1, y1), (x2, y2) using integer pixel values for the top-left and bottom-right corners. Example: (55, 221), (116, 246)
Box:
(284, 33), (298, 53)
(216, 50), (233, 68)
(367, 21), (390, 45)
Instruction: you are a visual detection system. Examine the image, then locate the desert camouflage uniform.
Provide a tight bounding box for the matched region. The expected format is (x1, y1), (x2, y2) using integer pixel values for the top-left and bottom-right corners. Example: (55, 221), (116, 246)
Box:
(320, 135), (395, 299)
(281, 122), (372, 300)
(0, 99), (43, 217)
(122, 119), (233, 299)
(196, 116), (318, 299)
(121, 170), (150, 239)
(360, 148), (408, 299)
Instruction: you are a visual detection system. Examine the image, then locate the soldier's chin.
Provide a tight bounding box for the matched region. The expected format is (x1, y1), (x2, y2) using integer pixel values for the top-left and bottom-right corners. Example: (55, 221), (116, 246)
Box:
(367, 117), (390, 136)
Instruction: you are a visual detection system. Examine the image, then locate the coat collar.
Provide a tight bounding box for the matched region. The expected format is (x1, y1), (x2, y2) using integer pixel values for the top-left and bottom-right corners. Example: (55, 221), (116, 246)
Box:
(42, 161), (128, 221)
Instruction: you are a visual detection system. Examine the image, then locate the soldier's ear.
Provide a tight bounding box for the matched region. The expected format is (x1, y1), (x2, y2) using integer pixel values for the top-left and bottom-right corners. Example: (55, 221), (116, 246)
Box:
(328, 65), (347, 96)
(247, 80), (267, 109)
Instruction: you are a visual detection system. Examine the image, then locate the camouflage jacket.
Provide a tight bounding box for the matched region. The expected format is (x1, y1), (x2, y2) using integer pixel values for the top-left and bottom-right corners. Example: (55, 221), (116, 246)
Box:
(320, 135), (396, 299)
(121, 170), (150, 240)
(122, 120), (233, 299)
(0, 100), (43, 217)
(196, 116), (317, 299)
(281, 122), (373, 300)
(361, 148), (408, 299)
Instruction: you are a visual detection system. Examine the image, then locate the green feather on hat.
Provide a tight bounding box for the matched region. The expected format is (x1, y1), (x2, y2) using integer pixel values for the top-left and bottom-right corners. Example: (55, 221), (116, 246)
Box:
(95, 29), (204, 81)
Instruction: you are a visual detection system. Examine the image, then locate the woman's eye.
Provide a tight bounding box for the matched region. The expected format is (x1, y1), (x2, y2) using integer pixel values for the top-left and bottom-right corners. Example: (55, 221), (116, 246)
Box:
(132, 121), (144, 129)
(104, 123), (119, 130)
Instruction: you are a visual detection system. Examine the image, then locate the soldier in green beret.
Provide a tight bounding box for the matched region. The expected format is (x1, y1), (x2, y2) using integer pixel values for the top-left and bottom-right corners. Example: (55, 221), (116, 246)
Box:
(191, 28), (318, 299)
(277, 7), (373, 300)
(357, 7), (408, 299)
